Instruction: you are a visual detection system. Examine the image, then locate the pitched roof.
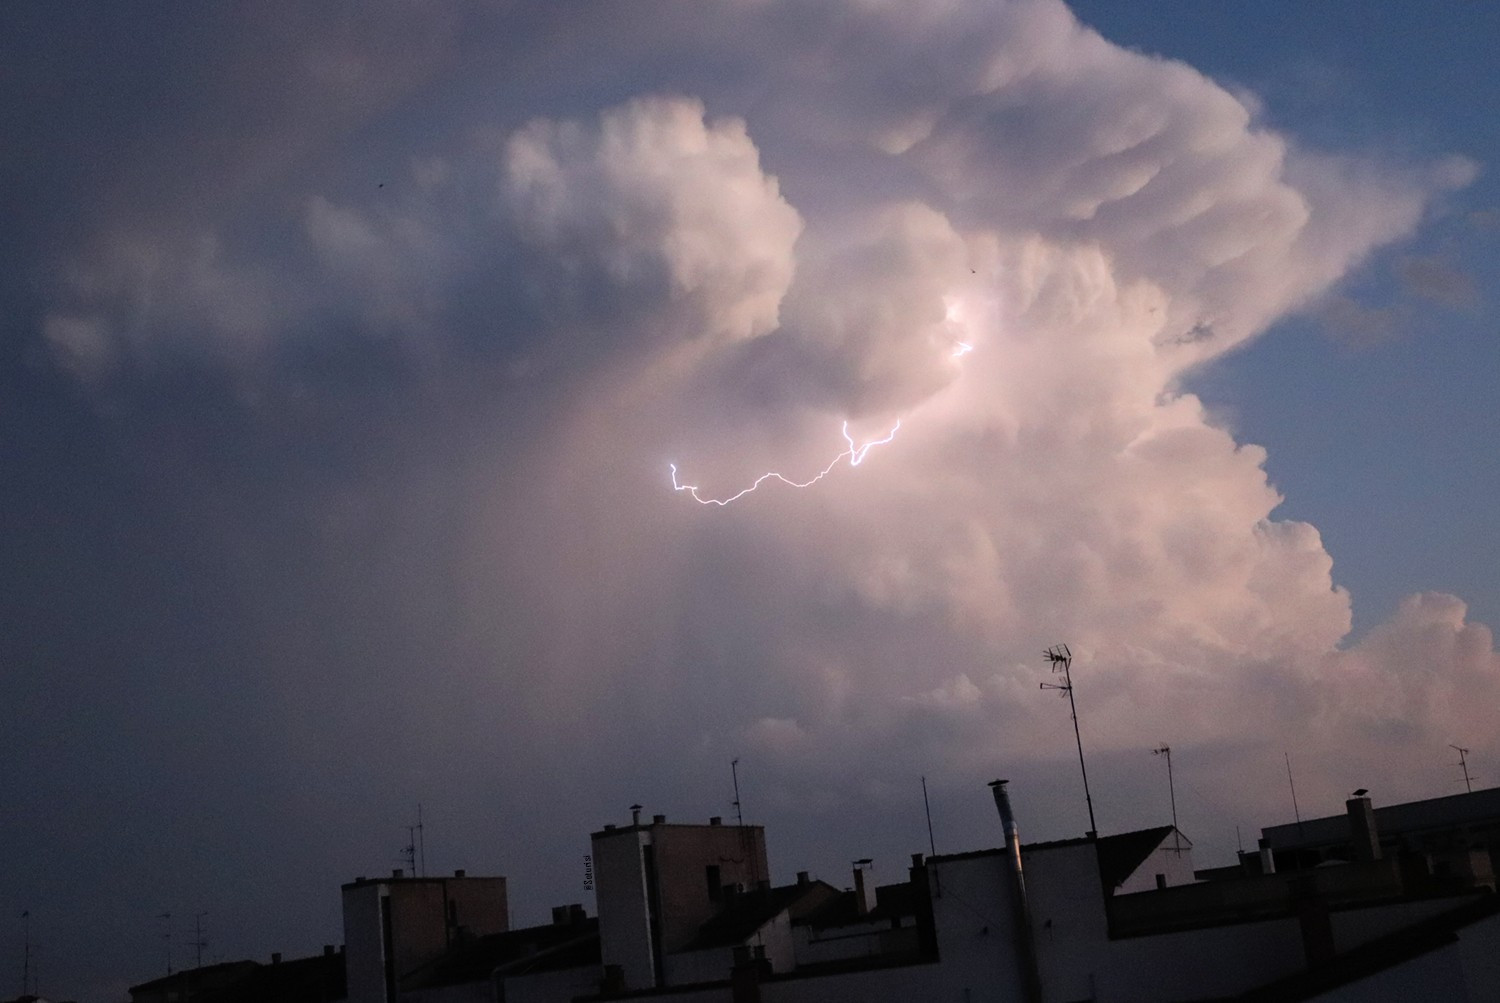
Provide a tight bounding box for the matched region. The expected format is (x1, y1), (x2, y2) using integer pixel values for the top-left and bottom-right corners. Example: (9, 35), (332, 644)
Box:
(1095, 826), (1181, 890)
(796, 881), (921, 932)
(932, 826), (1188, 892)
(199, 952), (346, 1003)
(404, 917), (600, 988)
(684, 882), (840, 950)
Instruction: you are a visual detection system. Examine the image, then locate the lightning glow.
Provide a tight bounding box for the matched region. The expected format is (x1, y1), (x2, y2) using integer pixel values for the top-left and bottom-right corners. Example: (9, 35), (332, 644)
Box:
(953, 341), (973, 357)
(671, 419), (901, 506)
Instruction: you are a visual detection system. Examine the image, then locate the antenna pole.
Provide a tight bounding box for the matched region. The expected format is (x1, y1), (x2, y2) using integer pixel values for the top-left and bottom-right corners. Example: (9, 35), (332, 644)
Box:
(1041, 644), (1096, 836)
(21, 909), (30, 997)
(417, 803), (426, 877)
(1451, 745), (1473, 794)
(731, 759), (744, 828)
(1284, 753), (1303, 837)
(191, 912), (207, 970)
(1154, 745), (1180, 853)
(159, 912), (173, 976)
(921, 776), (937, 857)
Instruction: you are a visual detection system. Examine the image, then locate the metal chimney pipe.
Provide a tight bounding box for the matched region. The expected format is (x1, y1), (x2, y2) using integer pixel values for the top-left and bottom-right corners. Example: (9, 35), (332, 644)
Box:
(990, 779), (1021, 852)
(989, 779), (1042, 1003)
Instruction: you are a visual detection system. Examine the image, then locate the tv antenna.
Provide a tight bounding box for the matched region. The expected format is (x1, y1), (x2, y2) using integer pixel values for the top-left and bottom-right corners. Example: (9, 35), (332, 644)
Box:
(731, 758), (745, 828)
(1284, 752), (1304, 837)
(158, 911), (173, 975)
(1153, 745), (1183, 853)
(1451, 745), (1474, 794)
(20, 908), (31, 998)
(921, 776), (938, 857)
(1040, 644), (1097, 837)
(189, 912), (208, 970)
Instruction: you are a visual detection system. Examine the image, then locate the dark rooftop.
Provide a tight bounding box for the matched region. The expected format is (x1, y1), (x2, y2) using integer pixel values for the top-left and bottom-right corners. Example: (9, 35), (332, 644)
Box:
(405, 915), (600, 989)
(929, 826), (1185, 893)
(1262, 787), (1500, 851)
(685, 881), (839, 950)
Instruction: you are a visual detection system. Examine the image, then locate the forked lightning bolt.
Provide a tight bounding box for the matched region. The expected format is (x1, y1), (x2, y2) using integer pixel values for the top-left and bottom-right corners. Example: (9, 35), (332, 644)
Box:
(670, 419), (902, 506)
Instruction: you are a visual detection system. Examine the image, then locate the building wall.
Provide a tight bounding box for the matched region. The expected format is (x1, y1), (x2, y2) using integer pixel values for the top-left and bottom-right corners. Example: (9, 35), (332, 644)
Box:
(446, 876), (510, 938)
(1114, 841), (1196, 895)
(926, 853), (1029, 1003)
(344, 883), (391, 1003)
(1095, 918), (1306, 1002)
(499, 964), (602, 1003)
(592, 821), (770, 992)
(651, 824), (768, 954)
(792, 918), (918, 967)
(764, 961), (942, 1003)
(1328, 894), (1476, 953)
(403, 981), (491, 1003)
(1024, 841), (1110, 1003)
(593, 828), (656, 991)
(1311, 944), (1468, 1002)
(343, 876), (510, 1003)
(1457, 911), (1500, 999)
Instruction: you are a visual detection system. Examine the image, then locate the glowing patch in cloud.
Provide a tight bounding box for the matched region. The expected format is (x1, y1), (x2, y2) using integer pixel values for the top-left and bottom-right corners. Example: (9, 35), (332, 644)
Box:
(671, 419), (902, 506)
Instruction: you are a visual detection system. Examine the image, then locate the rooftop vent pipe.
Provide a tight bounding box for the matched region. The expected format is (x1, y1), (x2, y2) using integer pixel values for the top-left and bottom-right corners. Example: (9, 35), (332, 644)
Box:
(989, 779), (1042, 1003)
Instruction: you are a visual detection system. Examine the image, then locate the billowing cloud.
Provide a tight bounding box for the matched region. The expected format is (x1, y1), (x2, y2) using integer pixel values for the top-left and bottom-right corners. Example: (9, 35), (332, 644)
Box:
(12, 2), (1497, 992)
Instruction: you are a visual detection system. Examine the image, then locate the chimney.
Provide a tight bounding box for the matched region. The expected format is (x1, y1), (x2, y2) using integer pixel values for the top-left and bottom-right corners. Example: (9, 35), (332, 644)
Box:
(710, 816), (723, 826)
(630, 804), (643, 827)
(454, 868), (466, 878)
(988, 779), (1042, 1003)
(324, 944), (335, 957)
(852, 860), (875, 915)
(796, 870), (810, 886)
(552, 905), (570, 925)
(392, 868), (404, 878)
(653, 814), (667, 825)
(271, 952), (282, 965)
(1347, 795), (1381, 862)
(1258, 837), (1277, 875)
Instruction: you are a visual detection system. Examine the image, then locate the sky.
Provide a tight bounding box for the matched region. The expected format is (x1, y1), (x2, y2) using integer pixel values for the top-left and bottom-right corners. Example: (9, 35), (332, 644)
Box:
(1, 2), (1496, 999)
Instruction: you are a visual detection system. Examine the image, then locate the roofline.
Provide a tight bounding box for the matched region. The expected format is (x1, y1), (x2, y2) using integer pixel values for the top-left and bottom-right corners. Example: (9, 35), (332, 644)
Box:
(589, 821), (765, 839)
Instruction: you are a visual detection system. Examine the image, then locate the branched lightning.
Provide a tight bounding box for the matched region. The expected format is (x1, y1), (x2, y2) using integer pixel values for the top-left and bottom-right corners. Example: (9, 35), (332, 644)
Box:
(670, 419), (901, 506)
(669, 334), (972, 506)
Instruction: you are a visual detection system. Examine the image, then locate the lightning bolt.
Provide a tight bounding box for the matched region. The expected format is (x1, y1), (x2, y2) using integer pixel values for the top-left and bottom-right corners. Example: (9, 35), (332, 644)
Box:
(670, 419), (901, 506)
(670, 334), (973, 506)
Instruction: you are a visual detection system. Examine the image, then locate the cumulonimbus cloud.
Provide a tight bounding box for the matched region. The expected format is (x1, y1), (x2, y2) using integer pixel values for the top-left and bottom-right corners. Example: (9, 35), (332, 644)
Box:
(36, 0), (1496, 832)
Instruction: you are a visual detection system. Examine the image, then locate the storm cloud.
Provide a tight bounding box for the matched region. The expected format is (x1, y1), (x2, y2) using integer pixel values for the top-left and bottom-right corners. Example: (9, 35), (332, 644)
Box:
(4, 2), (1495, 997)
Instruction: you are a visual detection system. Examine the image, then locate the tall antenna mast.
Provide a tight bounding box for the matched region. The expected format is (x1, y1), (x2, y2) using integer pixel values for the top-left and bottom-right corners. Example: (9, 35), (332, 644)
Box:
(159, 911), (173, 976)
(731, 758), (744, 828)
(1284, 752), (1303, 837)
(189, 912), (208, 970)
(1153, 745), (1181, 853)
(20, 909), (30, 998)
(401, 826), (417, 876)
(1451, 745), (1474, 794)
(1040, 644), (1097, 837)
(921, 776), (937, 857)
(417, 804), (426, 877)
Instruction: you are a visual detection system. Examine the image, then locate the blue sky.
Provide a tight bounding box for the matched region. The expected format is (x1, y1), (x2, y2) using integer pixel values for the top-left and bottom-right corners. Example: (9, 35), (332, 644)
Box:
(1071, 0), (1500, 633)
(1, 4), (1496, 999)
